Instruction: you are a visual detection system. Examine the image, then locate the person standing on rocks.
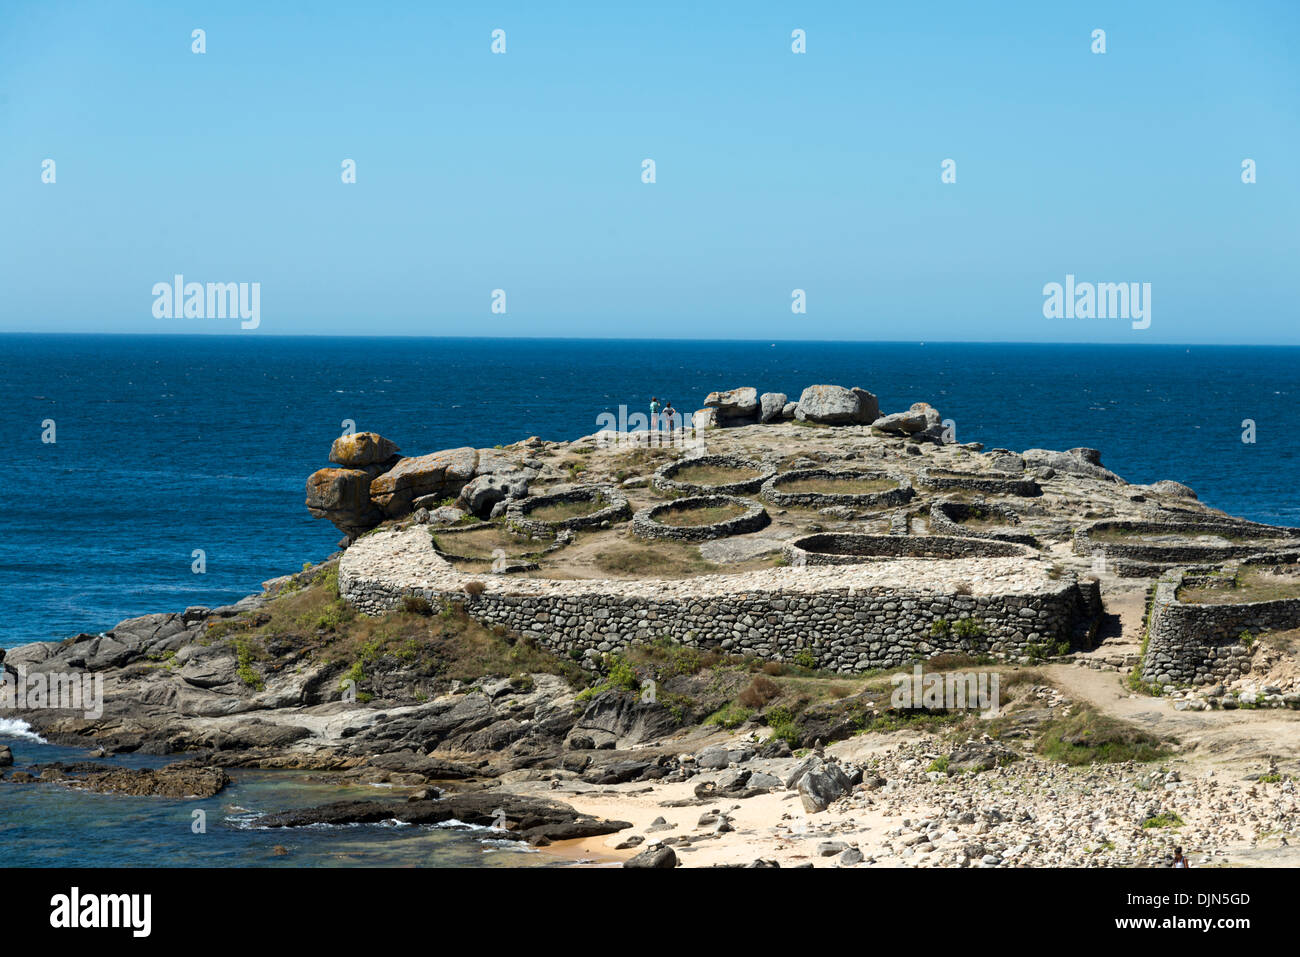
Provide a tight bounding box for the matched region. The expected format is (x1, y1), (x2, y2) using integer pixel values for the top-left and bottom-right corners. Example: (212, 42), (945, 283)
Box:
(1172, 846), (1189, 868)
(663, 401), (676, 434)
(649, 396), (661, 433)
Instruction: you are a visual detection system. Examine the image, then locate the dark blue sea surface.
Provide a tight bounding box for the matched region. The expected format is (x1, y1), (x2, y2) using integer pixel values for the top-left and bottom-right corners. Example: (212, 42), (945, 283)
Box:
(5, 334), (1298, 649)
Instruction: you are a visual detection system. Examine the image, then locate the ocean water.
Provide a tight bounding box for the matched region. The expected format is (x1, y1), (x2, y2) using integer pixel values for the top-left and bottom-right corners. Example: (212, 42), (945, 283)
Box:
(0, 731), (556, 868)
(4, 333), (1299, 650)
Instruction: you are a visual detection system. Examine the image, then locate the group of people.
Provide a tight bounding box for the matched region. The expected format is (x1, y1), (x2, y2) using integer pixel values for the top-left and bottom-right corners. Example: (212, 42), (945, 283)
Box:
(648, 396), (679, 431)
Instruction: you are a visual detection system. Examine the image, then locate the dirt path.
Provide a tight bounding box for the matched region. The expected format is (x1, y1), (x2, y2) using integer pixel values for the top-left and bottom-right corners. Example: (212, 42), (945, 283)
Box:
(1043, 662), (1300, 776)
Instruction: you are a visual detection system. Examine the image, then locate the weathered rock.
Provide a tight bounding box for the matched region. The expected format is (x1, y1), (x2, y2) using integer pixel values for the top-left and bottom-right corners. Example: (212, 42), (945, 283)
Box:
(796, 759), (853, 813)
(624, 845), (678, 868)
(369, 447), (480, 517)
(704, 387), (760, 422)
(568, 691), (680, 750)
(329, 432), (400, 467)
(759, 392), (788, 423)
(1147, 480), (1197, 499)
(305, 467), (385, 538)
(1023, 448), (1125, 483)
(872, 410), (928, 434)
(794, 385), (879, 425)
(696, 746), (754, 770)
(15, 761), (229, 798)
(0, 745), (12, 767)
(252, 792), (628, 845)
(693, 408), (718, 430)
(781, 401), (798, 420)
(987, 450), (1026, 473)
(456, 472), (530, 518)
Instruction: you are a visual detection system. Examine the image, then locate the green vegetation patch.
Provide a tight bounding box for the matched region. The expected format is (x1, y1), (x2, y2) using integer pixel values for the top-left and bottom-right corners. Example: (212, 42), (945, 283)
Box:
(1036, 707), (1172, 766)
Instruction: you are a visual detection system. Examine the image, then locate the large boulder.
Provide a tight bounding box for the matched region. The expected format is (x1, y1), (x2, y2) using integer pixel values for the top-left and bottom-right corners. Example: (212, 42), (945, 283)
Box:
(306, 467), (385, 538)
(329, 432), (400, 467)
(456, 472), (530, 518)
(759, 392), (788, 423)
(795, 759), (854, 813)
(871, 410), (928, 434)
(703, 387), (760, 423)
(368, 447), (480, 517)
(692, 408), (718, 430)
(794, 385), (879, 425)
(624, 845), (678, 869)
(1022, 448), (1125, 483)
(1147, 479), (1197, 499)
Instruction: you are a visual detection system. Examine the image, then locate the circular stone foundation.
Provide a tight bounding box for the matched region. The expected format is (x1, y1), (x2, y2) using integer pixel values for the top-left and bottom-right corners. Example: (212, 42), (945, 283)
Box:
(652, 454), (776, 496)
(917, 468), (1040, 497)
(506, 485), (631, 536)
(1074, 519), (1300, 564)
(784, 533), (1030, 566)
(632, 494), (770, 542)
(760, 468), (914, 509)
(929, 500), (1038, 547)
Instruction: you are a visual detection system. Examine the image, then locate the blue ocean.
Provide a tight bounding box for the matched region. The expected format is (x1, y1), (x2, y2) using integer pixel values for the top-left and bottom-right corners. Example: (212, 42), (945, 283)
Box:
(6, 334), (1299, 651)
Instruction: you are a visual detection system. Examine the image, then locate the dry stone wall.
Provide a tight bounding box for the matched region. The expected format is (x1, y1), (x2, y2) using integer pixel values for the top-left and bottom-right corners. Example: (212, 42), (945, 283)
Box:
(340, 527), (1097, 675)
(1141, 568), (1300, 687)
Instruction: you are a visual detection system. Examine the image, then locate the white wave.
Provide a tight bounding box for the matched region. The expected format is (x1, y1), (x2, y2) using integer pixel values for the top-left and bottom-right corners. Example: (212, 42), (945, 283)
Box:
(432, 818), (505, 833)
(0, 717), (47, 743)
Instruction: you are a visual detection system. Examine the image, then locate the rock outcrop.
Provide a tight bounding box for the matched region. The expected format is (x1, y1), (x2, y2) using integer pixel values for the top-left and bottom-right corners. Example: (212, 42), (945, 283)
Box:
(306, 435), (535, 542)
(795, 385), (879, 425)
(704, 387), (760, 424)
(1023, 447), (1124, 483)
(306, 466), (387, 540)
(759, 392), (788, 423)
(329, 431), (400, 467)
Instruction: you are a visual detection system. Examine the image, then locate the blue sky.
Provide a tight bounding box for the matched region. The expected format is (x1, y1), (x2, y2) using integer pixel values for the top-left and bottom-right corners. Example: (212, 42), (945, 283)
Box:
(2, 1), (1297, 342)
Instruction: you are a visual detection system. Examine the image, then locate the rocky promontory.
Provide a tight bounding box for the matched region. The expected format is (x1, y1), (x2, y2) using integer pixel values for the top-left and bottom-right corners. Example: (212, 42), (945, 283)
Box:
(5, 381), (1300, 867)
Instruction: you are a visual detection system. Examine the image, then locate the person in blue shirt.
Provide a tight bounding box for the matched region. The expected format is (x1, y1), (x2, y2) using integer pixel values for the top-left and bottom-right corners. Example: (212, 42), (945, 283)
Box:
(649, 397), (661, 431)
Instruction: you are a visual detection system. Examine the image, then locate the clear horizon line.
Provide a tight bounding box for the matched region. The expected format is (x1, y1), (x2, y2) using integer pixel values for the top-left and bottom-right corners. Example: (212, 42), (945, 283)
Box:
(3, 330), (1299, 348)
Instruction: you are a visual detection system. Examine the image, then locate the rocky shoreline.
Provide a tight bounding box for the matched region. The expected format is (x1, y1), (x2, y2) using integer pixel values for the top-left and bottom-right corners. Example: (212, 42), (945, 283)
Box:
(4, 382), (1300, 867)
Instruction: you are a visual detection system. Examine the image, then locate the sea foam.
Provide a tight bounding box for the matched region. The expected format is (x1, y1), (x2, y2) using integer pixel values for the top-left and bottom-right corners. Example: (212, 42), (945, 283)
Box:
(0, 717), (47, 743)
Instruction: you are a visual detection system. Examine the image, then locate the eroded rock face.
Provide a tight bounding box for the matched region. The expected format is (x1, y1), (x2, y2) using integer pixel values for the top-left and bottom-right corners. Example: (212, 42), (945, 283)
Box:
(456, 471), (532, 518)
(707, 387), (764, 429)
(1147, 480), (1197, 499)
(306, 466), (386, 539)
(567, 690), (680, 750)
(795, 385), (879, 425)
(1023, 448), (1125, 483)
(308, 432), (538, 539)
(872, 410), (928, 434)
(759, 392), (788, 423)
(329, 432), (400, 467)
(368, 447), (479, 517)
